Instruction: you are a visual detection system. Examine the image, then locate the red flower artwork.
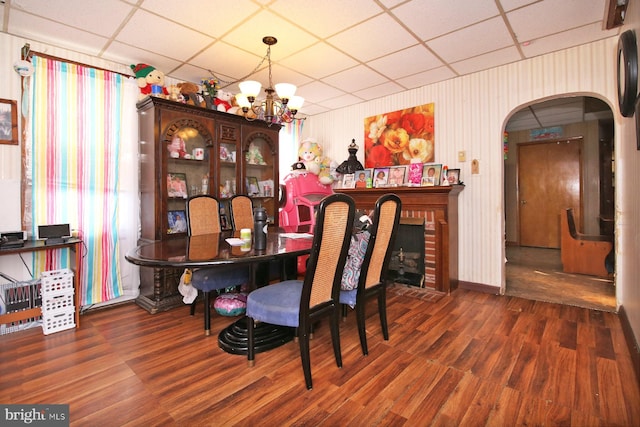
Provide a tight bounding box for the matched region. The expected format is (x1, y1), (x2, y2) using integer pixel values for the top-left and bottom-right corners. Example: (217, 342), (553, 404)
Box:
(364, 103), (434, 168)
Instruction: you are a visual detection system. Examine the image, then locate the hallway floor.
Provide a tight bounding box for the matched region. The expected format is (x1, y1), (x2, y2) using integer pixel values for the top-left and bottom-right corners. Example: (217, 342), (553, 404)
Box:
(505, 246), (615, 312)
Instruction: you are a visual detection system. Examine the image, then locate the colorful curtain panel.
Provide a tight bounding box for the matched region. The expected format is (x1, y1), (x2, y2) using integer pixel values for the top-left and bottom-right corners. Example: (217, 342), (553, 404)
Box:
(30, 56), (124, 306)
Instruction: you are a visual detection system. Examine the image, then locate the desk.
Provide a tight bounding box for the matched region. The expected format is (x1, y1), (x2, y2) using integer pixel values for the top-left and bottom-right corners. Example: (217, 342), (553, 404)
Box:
(0, 238), (83, 329)
(125, 229), (313, 354)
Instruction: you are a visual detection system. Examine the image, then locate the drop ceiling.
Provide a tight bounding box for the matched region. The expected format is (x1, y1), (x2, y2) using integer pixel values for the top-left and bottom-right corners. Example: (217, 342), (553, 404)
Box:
(0, 0), (621, 121)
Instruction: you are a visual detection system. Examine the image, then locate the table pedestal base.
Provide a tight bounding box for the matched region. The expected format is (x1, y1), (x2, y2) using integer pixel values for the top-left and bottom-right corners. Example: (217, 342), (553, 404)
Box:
(218, 317), (294, 355)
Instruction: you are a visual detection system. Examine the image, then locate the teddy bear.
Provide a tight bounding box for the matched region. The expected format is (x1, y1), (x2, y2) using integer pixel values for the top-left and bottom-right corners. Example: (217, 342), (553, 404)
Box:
(177, 82), (204, 107)
(130, 63), (169, 100)
(297, 138), (336, 184)
(214, 89), (239, 114)
(167, 84), (183, 103)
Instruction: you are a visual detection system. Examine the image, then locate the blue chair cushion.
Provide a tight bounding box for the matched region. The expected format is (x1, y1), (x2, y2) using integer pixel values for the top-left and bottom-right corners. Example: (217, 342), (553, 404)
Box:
(339, 289), (357, 308)
(191, 267), (250, 292)
(246, 280), (302, 327)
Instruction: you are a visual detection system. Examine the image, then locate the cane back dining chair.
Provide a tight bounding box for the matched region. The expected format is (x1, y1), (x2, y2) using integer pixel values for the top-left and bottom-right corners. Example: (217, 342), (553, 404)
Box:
(186, 195), (251, 336)
(340, 193), (402, 355)
(245, 193), (356, 390)
(229, 195), (254, 230)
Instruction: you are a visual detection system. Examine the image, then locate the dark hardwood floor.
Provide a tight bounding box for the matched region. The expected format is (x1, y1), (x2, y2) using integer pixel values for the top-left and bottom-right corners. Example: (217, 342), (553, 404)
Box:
(505, 246), (615, 312)
(1, 285), (638, 426)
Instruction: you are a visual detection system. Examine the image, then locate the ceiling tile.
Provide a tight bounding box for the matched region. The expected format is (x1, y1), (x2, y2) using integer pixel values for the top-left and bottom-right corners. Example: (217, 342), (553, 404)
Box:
(328, 13), (418, 62)
(8, 10), (108, 57)
(222, 10), (317, 59)
(323, 65), (389, 93)
(103, 41), (183, 73)
(508, 0), (607, 42)
(450, 46), (521, 75)
(367, 45), (443, 79)
(296, 81), (348, 104)
(354, 81), (407, 101)
(11, 0), (133, 37)
(428, 17), (514, 63)
(318, 93), (365, 109)
(279, 42), (359, 79)
(117, 9), (214, 61)
(269, 0), (384, 38)
(521, 22), (618, 58)
(140, 0), (260, 38)
(396, 66), (457, 89)
(392, 0), (499, 41)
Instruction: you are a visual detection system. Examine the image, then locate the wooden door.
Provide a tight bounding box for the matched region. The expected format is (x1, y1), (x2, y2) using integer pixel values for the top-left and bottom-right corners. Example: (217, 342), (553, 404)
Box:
(518, 138), (582, 248)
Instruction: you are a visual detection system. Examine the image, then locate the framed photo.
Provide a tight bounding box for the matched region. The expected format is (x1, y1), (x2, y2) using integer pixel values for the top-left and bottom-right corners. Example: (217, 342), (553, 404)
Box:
(342, 173), (356, 188)
(167, 173), (188, 198)
(246, 176), (260, 196)
(421, 163), (442, 186)
(446, 168), (461, 185)
(0, 98), (18, 145)
(373, 167), (389, 187)
(168, 210), (187, 234)
(354, 169), (370, 188)
(387, 166), (407, 186)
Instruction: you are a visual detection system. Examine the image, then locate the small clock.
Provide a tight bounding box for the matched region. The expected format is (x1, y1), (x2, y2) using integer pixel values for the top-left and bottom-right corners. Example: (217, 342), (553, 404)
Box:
(617, 30), (638, 117)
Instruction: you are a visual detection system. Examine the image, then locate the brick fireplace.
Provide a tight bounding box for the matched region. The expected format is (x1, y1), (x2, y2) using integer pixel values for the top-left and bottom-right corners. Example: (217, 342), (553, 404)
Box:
(336, 186), (462, 293)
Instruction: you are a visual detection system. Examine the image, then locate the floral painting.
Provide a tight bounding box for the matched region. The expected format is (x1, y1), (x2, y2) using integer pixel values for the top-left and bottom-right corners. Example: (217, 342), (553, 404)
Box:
(364, 103), (434, 168)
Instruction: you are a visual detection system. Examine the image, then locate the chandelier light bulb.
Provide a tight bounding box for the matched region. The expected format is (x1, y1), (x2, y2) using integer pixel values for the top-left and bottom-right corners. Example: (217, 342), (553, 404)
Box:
(274, 83), (296, 103)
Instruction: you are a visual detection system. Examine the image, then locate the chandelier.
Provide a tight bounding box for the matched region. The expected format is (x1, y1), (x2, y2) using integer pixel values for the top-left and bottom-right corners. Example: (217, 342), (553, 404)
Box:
(235, 36), (304, 125)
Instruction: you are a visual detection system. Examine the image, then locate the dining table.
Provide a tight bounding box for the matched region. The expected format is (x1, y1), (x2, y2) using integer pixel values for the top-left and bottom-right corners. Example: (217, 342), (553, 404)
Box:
(125, 227), (314, 355)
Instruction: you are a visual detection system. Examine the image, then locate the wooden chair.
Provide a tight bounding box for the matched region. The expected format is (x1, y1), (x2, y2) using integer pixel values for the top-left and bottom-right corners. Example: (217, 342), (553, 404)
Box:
(230, 195), (254, 230)
(560, 208), (613, 277)
(186, 195), (250, 335)
(245, 193), (356, 390)
(340, 194), (402, 355)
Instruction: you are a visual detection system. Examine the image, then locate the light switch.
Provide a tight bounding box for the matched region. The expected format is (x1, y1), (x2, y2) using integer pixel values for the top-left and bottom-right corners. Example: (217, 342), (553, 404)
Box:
(458, 151), (466, 162)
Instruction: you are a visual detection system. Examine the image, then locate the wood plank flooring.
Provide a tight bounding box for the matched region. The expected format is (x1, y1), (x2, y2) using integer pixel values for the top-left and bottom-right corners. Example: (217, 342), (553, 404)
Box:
(1, 286), (638, 426)
(505, 246), (615, 312)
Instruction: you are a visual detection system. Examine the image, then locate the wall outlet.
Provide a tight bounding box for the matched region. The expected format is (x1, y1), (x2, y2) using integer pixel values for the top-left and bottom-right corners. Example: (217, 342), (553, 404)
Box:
(458, 151), (466, 162)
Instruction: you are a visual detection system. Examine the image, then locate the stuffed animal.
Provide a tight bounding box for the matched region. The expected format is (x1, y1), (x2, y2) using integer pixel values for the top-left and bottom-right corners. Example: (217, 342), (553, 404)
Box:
(177, 82), (204, 107)
(298, 138), (336, 184)
(167, 84), (183, 103)
(130, 63), (169, 100)
(298, 138), (322, 175)
(214, 89), (239, 114)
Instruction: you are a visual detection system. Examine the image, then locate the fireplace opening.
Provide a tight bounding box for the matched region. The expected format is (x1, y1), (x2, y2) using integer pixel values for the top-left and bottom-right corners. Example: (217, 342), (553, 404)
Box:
(387, 218), (425, 287)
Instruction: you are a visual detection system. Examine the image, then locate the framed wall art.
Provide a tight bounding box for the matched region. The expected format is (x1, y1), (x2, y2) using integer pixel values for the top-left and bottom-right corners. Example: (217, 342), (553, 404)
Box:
(0, 98), (18, 145)
(364, 103), (434, 168)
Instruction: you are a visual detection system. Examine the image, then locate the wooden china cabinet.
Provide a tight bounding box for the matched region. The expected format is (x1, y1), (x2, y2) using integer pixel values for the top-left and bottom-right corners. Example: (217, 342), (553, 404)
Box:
(135, 96), (280, 313)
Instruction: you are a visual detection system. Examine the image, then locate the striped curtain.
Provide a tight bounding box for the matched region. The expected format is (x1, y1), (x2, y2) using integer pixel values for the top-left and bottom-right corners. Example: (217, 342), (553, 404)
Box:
(279, 119), (305, 181)
(29, 56), (124, 306)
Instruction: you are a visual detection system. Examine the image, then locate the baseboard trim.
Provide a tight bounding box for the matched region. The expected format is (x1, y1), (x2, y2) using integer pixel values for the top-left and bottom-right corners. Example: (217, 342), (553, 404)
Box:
(458, 280), (500, 294)
(618, 304), (640, 389)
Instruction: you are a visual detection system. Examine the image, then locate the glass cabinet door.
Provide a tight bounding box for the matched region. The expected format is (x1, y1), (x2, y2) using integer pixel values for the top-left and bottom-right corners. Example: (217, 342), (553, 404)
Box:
(243, 132), (277, 224)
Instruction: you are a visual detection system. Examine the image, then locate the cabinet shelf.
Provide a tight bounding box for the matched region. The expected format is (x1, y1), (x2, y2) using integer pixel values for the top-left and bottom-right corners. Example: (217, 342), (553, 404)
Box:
(135, 96), (280, 313)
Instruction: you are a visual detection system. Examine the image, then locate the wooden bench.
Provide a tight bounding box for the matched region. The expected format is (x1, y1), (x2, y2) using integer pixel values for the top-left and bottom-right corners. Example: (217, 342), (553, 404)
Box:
(560, 208), (613, 277)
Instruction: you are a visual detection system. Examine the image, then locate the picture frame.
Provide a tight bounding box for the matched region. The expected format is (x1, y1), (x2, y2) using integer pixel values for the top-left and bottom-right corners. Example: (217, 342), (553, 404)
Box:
(421, 163), (442, 187)
(167, 173), (188, 198)
(0, 98), (18, 145)
(246, 176), (260, 196)
(446, 168), (461, 185)
(354, 169), (371, 188)
(342, 173), (356, 188)
(387, 166), (407, 186)
(167, 210), (187, 234)
(373, 167), (389, 187)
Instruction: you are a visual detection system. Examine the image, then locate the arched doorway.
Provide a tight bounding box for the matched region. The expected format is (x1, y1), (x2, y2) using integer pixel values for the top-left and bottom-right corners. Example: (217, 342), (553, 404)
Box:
(503, 96), (615, 311)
